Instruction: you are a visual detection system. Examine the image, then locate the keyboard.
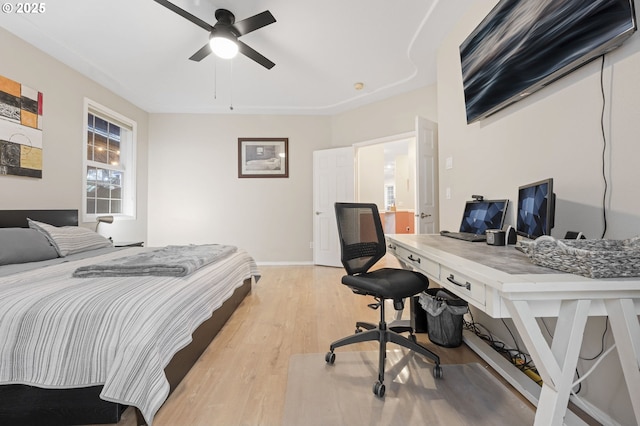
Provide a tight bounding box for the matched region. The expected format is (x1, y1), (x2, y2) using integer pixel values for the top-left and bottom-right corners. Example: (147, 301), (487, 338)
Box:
(439, 230), (486, 242)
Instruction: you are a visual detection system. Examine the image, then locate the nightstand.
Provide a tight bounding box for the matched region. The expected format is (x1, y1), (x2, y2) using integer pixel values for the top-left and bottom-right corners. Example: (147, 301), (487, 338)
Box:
(113, 241), (144, 247)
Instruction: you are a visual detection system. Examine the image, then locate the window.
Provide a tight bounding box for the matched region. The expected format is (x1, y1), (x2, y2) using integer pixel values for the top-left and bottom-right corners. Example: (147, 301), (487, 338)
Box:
(83, 99), (136, 221)
(384, 184), (395, 211)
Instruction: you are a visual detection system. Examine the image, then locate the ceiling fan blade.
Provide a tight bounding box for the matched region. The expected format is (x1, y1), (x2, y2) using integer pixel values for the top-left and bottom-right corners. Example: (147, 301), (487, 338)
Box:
(237, 40), (275, 69)
(233, 10), (276, 36)
(153, 0), (214, 32)
(189, 43), (212, 62)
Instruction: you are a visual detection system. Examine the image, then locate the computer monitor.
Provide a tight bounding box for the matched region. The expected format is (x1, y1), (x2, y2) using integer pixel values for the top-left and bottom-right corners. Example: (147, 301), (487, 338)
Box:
(516, 178), (555, 239)
(459, 199), (509, 235)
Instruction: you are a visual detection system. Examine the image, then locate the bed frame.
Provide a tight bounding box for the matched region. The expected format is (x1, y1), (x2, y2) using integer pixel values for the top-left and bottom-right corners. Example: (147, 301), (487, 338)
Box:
(0, 210), (253, 425)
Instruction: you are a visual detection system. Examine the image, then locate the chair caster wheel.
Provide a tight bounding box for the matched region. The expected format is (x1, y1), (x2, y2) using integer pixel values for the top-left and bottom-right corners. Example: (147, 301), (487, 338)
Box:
(373, 381), (385, 398)
(373, 382), (386, 398)
(433, 365), (443, 379)
(355, 328), (362, 334)
(325, 352), (335, 364)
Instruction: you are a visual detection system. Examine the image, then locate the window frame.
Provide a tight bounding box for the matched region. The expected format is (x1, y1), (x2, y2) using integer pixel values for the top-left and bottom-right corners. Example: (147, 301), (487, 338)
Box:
(82, 98), (137, 223)
(384, 184), (396, 211)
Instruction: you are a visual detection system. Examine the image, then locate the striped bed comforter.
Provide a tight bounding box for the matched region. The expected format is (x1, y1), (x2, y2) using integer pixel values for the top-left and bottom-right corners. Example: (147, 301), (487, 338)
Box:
(0, 247), (260, 425)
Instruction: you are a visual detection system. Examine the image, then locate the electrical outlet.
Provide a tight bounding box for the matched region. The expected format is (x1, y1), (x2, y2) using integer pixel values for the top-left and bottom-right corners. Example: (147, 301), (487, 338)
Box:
(445, 157), (453, 170)
(309, 241), (313, 249)
(446, 187), (451, 199)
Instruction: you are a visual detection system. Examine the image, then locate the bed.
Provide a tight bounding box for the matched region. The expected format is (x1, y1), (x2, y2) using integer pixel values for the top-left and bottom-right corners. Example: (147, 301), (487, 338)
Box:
(245, 157), (281, 170)
(0, 210), (260, 426)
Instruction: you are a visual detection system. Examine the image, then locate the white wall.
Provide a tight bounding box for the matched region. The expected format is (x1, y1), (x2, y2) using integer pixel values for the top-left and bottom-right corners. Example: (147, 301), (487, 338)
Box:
(0, 28), (149, 243)
(147, 113), (331, 263)
(356, 144), (385, 206)
(146, 84), (440, 263)
(394, 154), (415, 210)
(331, 85), (438, 146)
(438, 2), (640, 423)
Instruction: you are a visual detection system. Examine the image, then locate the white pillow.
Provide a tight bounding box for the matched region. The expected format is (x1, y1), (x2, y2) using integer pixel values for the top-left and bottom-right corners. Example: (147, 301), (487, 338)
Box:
(28, 219), (112, 257)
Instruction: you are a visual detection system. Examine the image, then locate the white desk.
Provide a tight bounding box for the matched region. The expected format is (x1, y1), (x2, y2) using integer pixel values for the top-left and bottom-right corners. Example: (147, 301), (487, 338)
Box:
(386, 234), (640, 426)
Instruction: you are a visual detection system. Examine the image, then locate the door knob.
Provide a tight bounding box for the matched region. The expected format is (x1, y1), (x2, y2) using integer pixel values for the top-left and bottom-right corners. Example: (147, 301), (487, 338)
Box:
(315, 211), (322, 215)
(415, 212), (431, 219)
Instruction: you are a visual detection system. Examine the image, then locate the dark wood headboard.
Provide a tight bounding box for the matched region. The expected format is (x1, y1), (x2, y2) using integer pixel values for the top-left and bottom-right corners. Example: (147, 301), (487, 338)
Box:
(0, 210), (78, 228)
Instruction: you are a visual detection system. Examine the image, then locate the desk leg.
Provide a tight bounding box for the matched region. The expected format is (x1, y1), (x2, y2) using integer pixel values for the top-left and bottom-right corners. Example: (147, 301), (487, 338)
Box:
(504, 299), (591, 426)
(604, 298), (640, 424)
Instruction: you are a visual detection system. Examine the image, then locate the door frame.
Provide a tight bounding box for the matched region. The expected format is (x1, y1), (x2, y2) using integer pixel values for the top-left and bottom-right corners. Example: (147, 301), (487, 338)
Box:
(353, 130), (415, 207)
(353, 118), (439, 235)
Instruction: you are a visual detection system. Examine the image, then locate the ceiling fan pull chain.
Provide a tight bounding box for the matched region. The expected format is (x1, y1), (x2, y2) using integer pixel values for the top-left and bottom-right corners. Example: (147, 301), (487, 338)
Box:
(229, 60), (234, 111)
(213, 59), (217, 100)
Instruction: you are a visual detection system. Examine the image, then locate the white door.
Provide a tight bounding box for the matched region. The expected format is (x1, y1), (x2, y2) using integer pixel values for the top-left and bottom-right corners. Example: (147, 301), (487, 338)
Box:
(415, 117), (439, 234)
(313, 147), (355, 266)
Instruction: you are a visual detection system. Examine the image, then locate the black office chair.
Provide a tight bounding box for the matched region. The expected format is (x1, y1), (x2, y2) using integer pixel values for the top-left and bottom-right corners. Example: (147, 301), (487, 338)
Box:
(325, 202), (442, 397)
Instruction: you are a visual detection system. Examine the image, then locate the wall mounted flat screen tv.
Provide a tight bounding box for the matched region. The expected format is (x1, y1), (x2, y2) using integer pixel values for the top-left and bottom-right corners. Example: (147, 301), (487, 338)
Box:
(516, 178), (555, 239)
(460, 0), (637, 124)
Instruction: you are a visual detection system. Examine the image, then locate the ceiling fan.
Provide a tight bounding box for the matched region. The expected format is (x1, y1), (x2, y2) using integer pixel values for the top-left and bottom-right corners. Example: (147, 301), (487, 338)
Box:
(153, 0), (276, 69)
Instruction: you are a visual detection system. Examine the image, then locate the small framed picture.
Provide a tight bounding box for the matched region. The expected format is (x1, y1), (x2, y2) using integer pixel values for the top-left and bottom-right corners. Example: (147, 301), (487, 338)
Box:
(238, 138), (289, 178)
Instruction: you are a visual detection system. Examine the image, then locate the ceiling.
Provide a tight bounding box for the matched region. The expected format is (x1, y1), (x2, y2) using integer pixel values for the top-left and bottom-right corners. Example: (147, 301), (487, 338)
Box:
(0, 0), (473, 115)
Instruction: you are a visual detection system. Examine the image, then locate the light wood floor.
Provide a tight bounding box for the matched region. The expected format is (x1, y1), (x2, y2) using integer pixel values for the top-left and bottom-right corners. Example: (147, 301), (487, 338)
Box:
(109, 257), (534, 426)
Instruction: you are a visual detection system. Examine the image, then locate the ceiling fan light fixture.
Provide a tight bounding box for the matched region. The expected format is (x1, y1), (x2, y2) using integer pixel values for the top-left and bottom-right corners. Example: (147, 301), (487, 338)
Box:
(210, 35), (239, 59)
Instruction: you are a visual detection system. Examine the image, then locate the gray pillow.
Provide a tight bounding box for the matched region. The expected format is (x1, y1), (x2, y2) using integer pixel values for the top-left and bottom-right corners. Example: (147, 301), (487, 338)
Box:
(0, 228), (59, 266)
(28, 219), (112, 257)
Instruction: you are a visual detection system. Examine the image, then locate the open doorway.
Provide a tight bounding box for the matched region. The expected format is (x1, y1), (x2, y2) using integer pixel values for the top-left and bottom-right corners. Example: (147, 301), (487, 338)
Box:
(354, 117), (438, 236)
(355, 136), (417, 234)
(312, 117), (438, 266)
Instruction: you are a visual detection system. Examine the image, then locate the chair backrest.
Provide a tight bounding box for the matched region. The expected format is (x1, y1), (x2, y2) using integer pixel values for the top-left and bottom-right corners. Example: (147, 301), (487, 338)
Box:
(334, 202), (386, 275)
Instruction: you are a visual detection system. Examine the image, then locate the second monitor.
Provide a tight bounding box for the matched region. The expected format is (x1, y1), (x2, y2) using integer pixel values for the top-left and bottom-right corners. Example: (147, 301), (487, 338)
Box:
(516, 178), (556, 240)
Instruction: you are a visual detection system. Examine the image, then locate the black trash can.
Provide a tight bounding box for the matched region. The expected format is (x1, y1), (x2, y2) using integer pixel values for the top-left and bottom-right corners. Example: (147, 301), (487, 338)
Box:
(419, 287), (468, 348)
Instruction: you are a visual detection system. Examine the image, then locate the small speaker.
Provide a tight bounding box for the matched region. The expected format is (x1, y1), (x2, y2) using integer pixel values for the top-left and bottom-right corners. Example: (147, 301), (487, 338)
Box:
(486, 229), (506, 246)
(505, 225), (517, 244)
(565, 231), (586, 239)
